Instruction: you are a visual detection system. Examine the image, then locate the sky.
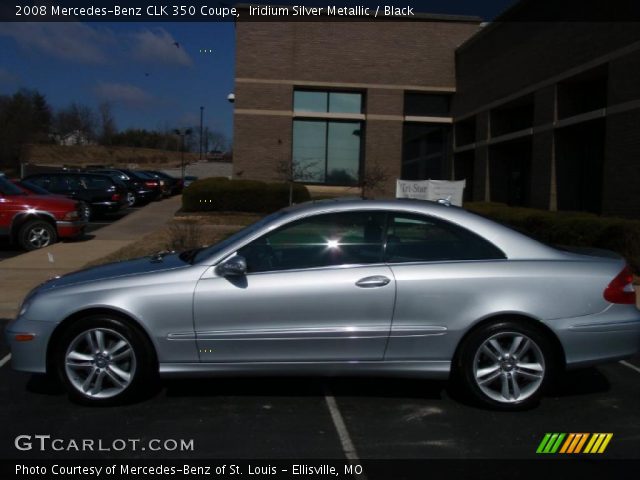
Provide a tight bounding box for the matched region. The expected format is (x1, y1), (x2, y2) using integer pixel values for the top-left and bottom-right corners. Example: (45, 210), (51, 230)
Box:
(0, 1), (516, 144)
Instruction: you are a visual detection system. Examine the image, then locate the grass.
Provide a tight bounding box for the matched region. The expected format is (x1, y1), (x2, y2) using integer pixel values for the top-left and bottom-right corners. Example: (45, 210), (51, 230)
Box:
(22, 144), (199, 168)
(87, 212), (261, 266)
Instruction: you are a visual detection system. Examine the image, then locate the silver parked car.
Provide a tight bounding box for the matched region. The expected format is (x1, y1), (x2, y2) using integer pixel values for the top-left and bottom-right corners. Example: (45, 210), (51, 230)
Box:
(6, 199), (640, 409)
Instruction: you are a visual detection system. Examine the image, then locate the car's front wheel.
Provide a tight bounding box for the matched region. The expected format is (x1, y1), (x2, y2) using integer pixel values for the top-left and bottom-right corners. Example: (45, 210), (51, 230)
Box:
(17, 220), (57, 251)
(55, 316), (155, 405)
(457, 321), (555, 410)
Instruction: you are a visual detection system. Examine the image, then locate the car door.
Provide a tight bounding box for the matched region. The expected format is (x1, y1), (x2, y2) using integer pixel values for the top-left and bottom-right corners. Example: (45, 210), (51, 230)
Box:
(193, 210), (396, 362)
(382, 212), (507, 361)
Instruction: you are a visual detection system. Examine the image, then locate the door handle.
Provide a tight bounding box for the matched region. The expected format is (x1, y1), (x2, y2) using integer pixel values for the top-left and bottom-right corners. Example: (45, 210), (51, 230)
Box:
(355, 275), (391, 288)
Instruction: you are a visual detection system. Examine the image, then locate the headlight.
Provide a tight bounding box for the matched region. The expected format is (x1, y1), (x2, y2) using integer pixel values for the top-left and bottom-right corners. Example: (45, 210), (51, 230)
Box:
(63, 210), (80, 221)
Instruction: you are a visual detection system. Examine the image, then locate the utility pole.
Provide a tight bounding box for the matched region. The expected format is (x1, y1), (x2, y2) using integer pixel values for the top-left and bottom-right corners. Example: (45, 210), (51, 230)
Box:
(199, 106), (204, 161)
(174, 128), (192, 182)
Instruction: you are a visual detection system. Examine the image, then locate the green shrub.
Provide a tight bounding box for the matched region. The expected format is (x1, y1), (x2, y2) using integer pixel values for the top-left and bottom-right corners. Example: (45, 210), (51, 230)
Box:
(182, 177), (310, 214)
(466, 202), (640, 271)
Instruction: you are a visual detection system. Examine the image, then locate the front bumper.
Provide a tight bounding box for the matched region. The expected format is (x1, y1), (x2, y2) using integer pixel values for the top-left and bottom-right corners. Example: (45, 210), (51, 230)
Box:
(5, 319), (58, 374)
(56, 219), (87, 239)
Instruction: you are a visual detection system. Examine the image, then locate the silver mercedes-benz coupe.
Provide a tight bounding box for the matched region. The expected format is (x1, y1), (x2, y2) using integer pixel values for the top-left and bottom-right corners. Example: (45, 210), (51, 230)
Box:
(6, 199), (640, 409)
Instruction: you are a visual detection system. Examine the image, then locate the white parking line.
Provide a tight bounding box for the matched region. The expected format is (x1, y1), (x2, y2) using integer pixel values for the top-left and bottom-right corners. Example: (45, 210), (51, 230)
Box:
(324, 386), (367, 479)
(0, 354), (11, 369)
(620, 360), (640, 375)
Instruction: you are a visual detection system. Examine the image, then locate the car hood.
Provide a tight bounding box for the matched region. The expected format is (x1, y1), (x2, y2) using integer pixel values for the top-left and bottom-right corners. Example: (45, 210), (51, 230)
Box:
(39, 253), (189, 291)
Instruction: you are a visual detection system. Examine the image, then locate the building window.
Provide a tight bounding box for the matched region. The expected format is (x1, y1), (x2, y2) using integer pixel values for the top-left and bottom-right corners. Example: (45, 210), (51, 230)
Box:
(294, 90), (362, 114)
(401, 123), (449, 180)
(292, 90), (363, 186)
(293, 120), (362, 185)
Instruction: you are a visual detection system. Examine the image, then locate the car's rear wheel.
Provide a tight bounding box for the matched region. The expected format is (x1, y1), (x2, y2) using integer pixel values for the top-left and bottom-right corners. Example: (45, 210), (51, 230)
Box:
(17, 220), (57, 251)
(55, 316), (155, 405)
(457, 320), (554, 410)
(126, 192), (136, 207)
(81, 203), (92, 221)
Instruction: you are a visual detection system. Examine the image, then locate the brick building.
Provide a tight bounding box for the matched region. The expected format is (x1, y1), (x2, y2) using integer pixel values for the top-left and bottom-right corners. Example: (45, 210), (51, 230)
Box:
(232, 10), (481, 196)
(453, 4), (640, 217)
(233, 2), (640, 216)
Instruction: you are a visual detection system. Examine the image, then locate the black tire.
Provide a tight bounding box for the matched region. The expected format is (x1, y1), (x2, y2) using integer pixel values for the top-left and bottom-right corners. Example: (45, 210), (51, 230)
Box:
(126, 192), (136, 208)
(455, 320), (556, 410)
(80, 203), (92, 221)
(17, 219), (57, 251)
(54, 315), (156, 406)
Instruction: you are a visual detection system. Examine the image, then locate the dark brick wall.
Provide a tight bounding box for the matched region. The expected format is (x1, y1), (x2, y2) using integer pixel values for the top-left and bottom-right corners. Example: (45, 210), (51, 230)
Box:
(453, 22), (640, 116)
(603, 109), (640, 217)
(233, 113), (292, 182)
(453, 14), (640, 216)
(237, 21), (479, 87)
(608, 49), (640, 104)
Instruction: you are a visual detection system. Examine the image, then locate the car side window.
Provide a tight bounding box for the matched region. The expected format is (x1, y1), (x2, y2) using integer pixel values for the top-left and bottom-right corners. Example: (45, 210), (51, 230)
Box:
(238, 211), (386, 273)
(384, 214), (505, 263)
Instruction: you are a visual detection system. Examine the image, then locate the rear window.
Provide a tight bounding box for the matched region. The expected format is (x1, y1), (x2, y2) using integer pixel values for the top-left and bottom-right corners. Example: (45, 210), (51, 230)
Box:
(385, 213), (506, 263)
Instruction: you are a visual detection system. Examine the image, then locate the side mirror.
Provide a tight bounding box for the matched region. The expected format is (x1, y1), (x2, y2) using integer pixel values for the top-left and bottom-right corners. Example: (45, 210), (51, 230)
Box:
(216, 255), (247, 277)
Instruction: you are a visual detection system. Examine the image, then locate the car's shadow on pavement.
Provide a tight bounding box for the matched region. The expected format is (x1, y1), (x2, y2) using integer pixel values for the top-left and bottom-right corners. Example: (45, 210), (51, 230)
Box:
(549, 367), (611, 396)
(163, 376), (448, 401)
(23, 367), (611, 406)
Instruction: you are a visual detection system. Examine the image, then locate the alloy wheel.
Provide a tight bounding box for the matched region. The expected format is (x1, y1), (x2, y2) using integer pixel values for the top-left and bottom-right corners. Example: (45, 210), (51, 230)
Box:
(64, 328), (137, 399)
(472, 331), (545, 404)
(26, 226), (52, 248)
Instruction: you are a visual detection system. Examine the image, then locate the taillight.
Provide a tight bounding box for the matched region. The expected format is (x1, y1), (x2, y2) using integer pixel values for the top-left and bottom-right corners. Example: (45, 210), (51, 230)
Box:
(145, 180), (158, 187)
(111, 193), (121, 201)
(603, 265), (636, 304)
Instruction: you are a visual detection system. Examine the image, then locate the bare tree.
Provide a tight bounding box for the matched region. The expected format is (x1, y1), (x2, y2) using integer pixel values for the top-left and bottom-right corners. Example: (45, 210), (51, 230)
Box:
(54, 102), (97, 144)
(205, 130), (228, 154)
(276, 158), (319, 206)
(98, 102), (117, 145)
(358, 162), (392, 199)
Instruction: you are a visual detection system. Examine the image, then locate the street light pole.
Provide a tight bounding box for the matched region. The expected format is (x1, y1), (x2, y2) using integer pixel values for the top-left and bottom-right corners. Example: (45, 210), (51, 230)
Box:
(174, 128), (192, 183)
(199, 106), (204, 161)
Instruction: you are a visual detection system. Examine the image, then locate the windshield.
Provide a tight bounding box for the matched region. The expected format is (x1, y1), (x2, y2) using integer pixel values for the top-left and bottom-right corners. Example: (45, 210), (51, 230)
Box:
(191, 211), (286, 264)
(0, 176), (26, 195)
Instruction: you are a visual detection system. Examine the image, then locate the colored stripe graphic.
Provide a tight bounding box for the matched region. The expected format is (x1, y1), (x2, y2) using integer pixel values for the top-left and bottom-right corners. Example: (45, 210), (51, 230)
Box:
(536, 433), (565, 453)
(537, 433), (613, 454)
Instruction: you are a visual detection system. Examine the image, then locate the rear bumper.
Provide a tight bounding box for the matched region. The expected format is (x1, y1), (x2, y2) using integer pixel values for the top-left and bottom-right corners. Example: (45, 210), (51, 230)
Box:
(550, 306), (640, 368)
(92, 201), (124, 213)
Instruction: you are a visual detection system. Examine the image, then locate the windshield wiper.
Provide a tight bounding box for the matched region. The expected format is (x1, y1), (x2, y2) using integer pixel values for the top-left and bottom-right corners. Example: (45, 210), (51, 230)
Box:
(149, 250), (174, 263)
(179, 247), (204, 264)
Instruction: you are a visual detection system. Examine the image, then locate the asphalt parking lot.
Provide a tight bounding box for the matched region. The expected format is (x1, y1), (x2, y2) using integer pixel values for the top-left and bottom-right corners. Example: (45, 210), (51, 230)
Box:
(0, 313), (639, 462)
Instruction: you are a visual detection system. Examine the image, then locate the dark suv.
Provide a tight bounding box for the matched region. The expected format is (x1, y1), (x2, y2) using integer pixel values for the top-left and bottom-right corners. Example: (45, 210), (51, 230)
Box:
(23, 173), (129, 220)
(88, 169), (159, 206)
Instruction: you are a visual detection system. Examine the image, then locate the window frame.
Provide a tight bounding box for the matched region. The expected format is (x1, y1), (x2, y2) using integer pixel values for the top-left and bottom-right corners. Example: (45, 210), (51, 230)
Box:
(235, 210), (389, 275)
(382, 212), (507, 265)
(228, 209), (506, 276)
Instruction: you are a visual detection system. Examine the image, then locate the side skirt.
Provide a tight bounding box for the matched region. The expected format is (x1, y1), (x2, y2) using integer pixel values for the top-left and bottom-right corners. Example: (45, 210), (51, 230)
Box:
(159, 360), (451, 379)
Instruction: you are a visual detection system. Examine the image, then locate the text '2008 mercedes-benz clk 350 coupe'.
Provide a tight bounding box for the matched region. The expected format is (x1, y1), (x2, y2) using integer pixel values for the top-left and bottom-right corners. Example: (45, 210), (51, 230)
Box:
(6, 199), (640, 409)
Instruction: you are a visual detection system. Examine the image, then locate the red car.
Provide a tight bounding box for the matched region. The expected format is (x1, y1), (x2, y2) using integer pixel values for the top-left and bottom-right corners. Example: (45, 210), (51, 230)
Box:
(0, 175), (87, 250)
